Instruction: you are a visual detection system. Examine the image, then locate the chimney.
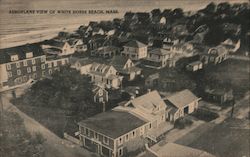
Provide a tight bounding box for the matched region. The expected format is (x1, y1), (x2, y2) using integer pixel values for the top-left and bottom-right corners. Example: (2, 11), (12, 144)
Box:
(147, 89), (151, 93)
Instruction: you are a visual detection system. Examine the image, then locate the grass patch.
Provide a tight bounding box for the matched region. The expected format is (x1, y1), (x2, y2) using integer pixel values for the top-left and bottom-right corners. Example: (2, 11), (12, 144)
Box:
(192, 108), (219, 122)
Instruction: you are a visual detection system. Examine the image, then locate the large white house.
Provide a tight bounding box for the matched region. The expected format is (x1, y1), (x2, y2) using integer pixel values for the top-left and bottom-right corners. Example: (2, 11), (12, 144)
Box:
(89, 62), (123, 89)
(121, 40), (148, 60)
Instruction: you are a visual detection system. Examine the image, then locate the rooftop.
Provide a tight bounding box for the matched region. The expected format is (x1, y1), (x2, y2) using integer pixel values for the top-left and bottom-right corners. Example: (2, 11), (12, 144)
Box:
(124, 40), (147, 48)
(78, 111), (146, 139)
(165, 89), (199, 109)
(0, 43), (44, 64)
(149, 48), (171, 55)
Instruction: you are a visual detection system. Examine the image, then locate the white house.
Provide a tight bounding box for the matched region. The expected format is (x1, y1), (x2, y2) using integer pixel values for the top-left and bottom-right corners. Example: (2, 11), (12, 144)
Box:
(121, 40), (148, 60)
(186, 61), (203, 72)
(89, 62), (123, 89)
(42, 40), (75, 56)
(144, 48), (175, 69)
(68, 39), (88, 52)
(70, 57), (92, 75)
(165, 89), (201, 122)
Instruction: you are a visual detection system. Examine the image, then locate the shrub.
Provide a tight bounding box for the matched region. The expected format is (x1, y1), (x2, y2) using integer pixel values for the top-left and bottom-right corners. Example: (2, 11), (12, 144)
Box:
(174, 117), (193, 129)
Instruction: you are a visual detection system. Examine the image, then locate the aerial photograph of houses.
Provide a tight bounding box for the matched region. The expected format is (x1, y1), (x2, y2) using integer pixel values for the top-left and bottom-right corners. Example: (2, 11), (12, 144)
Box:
(0, 0), (249, 157)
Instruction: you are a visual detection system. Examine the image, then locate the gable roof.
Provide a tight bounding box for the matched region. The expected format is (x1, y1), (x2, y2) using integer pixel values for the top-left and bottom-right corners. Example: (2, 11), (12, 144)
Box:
(0, 44), (44, 64)
(111, 56), (130, 70)
(124, 40), (147, 48)
(130, 90), (166, 112)
(78, 111), (146, 139)
(166, 89), (199, 109)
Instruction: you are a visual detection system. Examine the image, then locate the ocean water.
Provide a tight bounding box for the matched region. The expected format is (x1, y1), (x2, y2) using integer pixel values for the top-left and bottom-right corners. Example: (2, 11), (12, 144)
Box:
(0, 0), (247, 48)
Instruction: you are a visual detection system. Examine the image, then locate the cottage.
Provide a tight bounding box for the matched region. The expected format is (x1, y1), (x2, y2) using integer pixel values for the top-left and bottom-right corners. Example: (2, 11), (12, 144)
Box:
(67, 38), (88, 52)
(92, 27), (105, 36)
(170, 43), (194, 57)
(42, 40), (75, 56)
(93, 84), (109, 104)
(162, 36), (179, 50)
(201, 45), (228, 65)
(145, 73), (159, 88)
(204, 87), (234, 104)
(89, 62), (123, 89)
(88, 34), (110, 50)
(70, 57), (92, 75)
(111, 56), (141, 81)
(165, 89), (200, 122)
(91, 46), (120, 58)
(121, 40), (148, 60)
(144, 48), (175, 69)
(186, 61), (203, 72)
(114, 90), (168, 139)
(221, 38), (241, 53)
(78, 111), (148, 157)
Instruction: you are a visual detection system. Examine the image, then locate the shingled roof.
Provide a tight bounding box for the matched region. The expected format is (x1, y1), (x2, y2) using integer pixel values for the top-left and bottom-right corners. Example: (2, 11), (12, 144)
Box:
(124, 40), (147, 48)
(0, 44), (44, 64)
(78, 111), (146, 139)
(166, 89), (199, 109)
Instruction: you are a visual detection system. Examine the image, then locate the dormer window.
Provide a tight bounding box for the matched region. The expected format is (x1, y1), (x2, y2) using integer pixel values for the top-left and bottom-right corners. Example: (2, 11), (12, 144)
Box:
(26, 52), (33, 58)
(11, 55), (19, 62)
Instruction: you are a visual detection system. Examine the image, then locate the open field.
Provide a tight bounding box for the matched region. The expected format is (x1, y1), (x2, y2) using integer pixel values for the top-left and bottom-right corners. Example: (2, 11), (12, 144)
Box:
(176, 118), (250, 157)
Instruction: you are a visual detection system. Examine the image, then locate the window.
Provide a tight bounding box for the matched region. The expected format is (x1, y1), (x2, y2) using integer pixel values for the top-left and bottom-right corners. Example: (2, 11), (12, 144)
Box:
(11, 55), (19, 61)
(27, 67), (31, 73)
(6, 64), (11, 70)
(54, 61), (57, 67)
(26, 52), (33, 58)
(23, 60), (28, 66)
(17, 70), (21, 75)
(118, 137), (123, 146)
(132, 131), (135, 138)
(49, 69), (52, 75)
(103, 136), (109, 145)
(61, 59), (65, 65)
(149, 123), (152, 129)
(125, 134), (129, 142)
(32, 66), (36, 72)
(41, 64), (45, 70)
(7, 72), (12, 77)
(48, 62), (52, 68)
(118, 148), (123, 157)
(33, 73), (37, 79)
(16, 62), (20, 68)
(32, 59), (36, 65)
(42, 71), (46, 77)
(41, 56), (46, 62)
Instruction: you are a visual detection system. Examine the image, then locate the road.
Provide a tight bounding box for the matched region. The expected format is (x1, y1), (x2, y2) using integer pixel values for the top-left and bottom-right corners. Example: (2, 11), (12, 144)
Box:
(1, 91), (98, 157)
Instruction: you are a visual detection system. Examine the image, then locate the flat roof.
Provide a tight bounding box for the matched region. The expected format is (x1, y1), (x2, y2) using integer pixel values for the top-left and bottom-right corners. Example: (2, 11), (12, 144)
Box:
(78, 111), (147, 139)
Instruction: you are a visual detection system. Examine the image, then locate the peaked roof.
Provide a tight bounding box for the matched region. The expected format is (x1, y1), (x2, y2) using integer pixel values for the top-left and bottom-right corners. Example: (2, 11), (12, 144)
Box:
(43, 40), (67, 48)
(111, 56), (130, 69)
(166, 89), (199, 109)
(124, 40), (147, 48)
(130, 90), (166, 112)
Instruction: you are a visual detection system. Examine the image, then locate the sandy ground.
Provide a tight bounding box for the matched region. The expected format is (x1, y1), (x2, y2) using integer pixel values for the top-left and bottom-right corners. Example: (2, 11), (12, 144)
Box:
(1, 90), (99, 157)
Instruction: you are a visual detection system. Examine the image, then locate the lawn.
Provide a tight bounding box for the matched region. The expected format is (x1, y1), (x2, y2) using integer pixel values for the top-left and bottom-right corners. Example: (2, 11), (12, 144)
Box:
(192, 59), (250, 99)
(176, 118), (250, 157)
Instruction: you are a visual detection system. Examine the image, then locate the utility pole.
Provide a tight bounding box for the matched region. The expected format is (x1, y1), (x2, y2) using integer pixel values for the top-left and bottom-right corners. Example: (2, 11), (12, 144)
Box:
(0, 92), (4, 123)
(230, 99), (235, 118)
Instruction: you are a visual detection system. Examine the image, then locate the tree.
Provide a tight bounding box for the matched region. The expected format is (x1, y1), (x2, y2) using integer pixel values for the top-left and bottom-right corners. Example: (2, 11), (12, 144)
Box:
(151, 8), (161, 17)
(171, 8), (184, 19)
(21, 66), (94, 113)
(203, 2), (216, 14)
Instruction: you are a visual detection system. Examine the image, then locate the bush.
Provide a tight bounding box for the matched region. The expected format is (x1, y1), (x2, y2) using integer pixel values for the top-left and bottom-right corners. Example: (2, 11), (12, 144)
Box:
(174, 117), (193, 129)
